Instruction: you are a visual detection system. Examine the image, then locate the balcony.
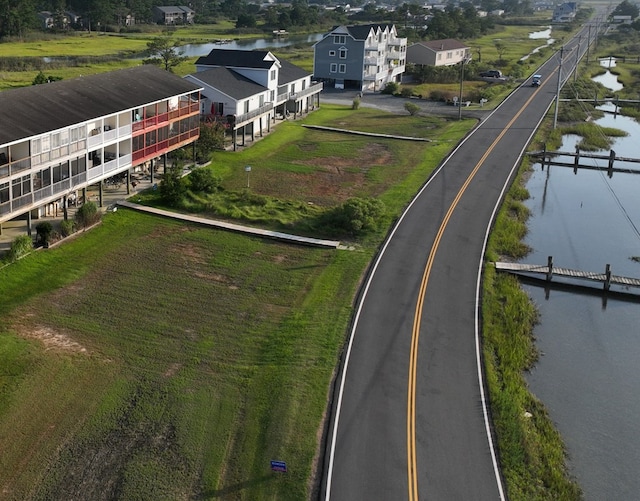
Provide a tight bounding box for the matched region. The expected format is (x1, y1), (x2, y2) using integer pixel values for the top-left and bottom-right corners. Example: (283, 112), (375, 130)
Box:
(364, 57), (378, 66)
(288, 82), (324, 102)
(233, 103), (274, 128)
(0, 156), (31, 179)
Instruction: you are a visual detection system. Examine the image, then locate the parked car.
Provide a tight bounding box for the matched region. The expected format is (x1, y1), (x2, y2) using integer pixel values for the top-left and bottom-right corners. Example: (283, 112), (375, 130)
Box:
(479, 70), (503, 78)
(531, 74), (542, 87)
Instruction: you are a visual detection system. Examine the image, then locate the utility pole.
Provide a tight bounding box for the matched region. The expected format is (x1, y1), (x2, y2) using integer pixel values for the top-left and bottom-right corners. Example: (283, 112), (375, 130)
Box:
(553, 45), (564, 129)
(458, 55), (471, 121)
(586, 24), (591, 64)
(574, 35), (581, 83)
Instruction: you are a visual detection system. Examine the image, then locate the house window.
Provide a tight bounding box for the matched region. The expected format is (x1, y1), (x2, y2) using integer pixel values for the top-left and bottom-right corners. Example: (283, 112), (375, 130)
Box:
(302, 80), (306, 90)
(333, 35), (346, 44)
(330, 63), (337, 73)
(339, 48), (347, 59)
(437, 53), (442, 61)
(259, 95), (264, 106)
(447, 51), (453, 59)
(339, 64), (346, 73)
(270, 90), (275, 101)
(290, 84), (295, 95)
(270, 69), (276, 81)
(244, 101), (250, 114)
(329, 50), (336, 56)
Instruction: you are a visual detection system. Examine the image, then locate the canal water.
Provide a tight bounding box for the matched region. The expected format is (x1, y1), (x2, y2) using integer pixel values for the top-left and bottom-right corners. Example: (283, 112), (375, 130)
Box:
(522, 69), (640, 499)
(180, 33), (324, 57)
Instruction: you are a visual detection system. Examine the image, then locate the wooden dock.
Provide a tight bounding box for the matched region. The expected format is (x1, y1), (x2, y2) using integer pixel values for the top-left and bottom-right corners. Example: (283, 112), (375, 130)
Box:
(528, 145), (640, 177)
(493, 257), (640, 292)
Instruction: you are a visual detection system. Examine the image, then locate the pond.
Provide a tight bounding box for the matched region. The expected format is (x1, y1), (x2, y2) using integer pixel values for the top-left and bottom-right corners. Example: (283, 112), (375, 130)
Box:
(179, 33), (324, 57)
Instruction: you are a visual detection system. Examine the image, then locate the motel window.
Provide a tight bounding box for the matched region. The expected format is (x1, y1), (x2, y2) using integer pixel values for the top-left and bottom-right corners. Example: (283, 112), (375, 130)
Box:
(12, 175), (30, 197)
(158, 126), (169, 142)
(51, 132), (60, 149)
(132, 135), (144, 151)
(41, 135), (50, 152)
(0, 182), (9, 203)
(339, 64), (346, 73)
(60, 129), (69, 145)
(71, 158), (86, 176)
(339, 49), (347, 59)
(31, 138), (41, 156)
(330, 63), (337, 73)
(145, 130), (156, 147)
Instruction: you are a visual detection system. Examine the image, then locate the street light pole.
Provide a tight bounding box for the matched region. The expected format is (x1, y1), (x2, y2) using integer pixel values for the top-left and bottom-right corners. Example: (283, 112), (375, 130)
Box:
(245, 165), (251, 188)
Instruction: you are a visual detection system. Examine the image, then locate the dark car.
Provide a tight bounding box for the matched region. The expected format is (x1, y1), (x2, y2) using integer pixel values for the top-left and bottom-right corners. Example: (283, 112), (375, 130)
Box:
(479, 70), (503, 78)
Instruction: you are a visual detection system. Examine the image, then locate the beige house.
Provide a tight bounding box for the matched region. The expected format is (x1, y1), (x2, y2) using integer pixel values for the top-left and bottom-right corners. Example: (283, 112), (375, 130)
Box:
(406, 39), (470, 67)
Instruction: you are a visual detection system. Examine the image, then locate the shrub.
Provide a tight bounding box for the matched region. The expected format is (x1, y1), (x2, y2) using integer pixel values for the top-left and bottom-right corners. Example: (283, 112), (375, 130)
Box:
(352, 97), (361, 110)
(400, 87), (414, 98)
(35, 221), (53, 247)
(404, 102), (420, 116)
(75, 201), (101, 229)
(188, 167), (221, 193)
(8, 235), (33, 261)
(322, 197), (386, 235)
(60, 219), (76, 237)
(381, 82), (399, 95)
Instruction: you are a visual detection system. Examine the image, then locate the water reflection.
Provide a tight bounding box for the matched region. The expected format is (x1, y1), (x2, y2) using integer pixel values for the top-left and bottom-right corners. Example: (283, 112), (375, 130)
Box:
(180, 33), (324, 57)
(593, 70), (623, 92)
(521, 27), (555, 61)
(522, 101), (640, 499)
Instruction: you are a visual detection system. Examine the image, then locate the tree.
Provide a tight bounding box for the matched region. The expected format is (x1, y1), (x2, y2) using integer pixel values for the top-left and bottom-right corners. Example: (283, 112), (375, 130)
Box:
(0, 0), (36, 39)
(144, 36), (187, 73)
(494, 41), (507, 61)
(610, 0), (639, 19)
(404, 102), (420, 116)
(196, 122), (226, 163)
(236, 13), (256, 28)
(160, 160), (187, 206)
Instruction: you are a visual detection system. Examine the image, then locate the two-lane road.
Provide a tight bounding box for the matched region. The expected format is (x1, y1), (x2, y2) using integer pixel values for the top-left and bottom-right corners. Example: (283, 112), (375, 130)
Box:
(322, 24), (595, 501)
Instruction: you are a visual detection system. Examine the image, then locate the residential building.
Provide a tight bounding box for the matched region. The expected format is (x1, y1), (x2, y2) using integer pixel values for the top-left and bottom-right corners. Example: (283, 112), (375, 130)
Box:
(186, 49), (322, 150)
(552, 2), (577, 22)
(313, 24), (407, 91)
(0, 65), (202, 227)
(152, 6), (195, 25)
(406, 39), (471, 67)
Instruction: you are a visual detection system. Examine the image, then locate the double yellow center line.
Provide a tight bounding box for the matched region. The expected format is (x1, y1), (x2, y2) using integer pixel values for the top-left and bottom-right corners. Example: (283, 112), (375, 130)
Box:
(406, 82), (544, 500)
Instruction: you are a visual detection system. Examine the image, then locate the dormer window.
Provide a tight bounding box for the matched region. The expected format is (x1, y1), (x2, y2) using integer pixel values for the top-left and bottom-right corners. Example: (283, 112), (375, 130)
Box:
(333, 35), (346, 44)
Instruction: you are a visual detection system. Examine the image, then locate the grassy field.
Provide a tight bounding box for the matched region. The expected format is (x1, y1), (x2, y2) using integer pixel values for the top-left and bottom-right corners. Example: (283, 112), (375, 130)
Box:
(0, 105), (472, 499)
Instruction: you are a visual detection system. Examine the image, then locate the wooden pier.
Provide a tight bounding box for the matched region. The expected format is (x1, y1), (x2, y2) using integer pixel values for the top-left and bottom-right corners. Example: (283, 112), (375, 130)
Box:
(528, 144), (640, 177)
(493, 256), (640, 293)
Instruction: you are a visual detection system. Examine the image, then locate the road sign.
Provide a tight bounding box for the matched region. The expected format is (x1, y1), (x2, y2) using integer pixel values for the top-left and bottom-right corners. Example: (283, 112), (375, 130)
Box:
(270, 460), (287, 473)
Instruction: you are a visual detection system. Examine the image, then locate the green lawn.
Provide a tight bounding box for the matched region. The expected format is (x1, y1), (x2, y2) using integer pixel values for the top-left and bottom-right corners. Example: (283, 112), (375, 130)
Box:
(0, 103), (472, 499)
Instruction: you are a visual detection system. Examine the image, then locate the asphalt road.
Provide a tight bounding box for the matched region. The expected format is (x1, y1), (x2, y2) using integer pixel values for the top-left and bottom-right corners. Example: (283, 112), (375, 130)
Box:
(321, 23), (592, 501)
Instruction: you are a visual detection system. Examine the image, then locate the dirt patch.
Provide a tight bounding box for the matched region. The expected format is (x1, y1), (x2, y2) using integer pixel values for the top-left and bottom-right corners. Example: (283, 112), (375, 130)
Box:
(14, 324), (88, 354)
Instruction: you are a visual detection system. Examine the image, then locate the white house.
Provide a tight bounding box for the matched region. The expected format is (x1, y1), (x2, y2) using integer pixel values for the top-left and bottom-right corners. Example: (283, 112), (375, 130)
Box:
(406, 39), (471, 67)
(186, 49), (322, 150)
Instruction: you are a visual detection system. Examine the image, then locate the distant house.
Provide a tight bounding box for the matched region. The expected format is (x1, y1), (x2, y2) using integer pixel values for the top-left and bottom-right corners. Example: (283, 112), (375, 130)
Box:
(611, 15), (633, 24)
(37, 11), (55, 29)
(313, 24), (407, 91)
(152, 6), (195, 25)
(186, 49), (322, 150)
(406, 39), (470, 67)
(553, 2), (577, 22)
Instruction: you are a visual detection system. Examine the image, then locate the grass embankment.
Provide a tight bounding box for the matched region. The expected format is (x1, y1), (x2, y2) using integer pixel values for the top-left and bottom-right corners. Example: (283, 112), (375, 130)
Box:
(0, 105), (472, 499)
(482, 161), (582, 500)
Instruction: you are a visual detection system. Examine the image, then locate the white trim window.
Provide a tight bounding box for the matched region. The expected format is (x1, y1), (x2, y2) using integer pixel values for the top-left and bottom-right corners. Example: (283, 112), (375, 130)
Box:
(330, 63), (337, 73)
(339, 64), (346, 73)
(333, 35), (346, 44)
(329, 50), (336, 56)
(339, 48), (347, 59)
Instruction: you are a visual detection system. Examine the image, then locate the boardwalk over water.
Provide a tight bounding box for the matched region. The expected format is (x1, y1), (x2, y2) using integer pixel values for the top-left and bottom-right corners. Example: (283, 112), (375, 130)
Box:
(493, 258), (640, 293)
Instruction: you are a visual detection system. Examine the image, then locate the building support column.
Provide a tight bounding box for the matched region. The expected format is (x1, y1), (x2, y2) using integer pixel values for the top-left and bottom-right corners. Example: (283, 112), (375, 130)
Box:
(99, 181), (104, 208)
(27, 210), (32, 237)
(63, 195), (68, 220)
(126, 170), (131, 195)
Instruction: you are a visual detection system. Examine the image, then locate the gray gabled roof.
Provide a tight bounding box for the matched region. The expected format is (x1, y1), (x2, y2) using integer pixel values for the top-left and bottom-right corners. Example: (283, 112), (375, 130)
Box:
(278, 59), (310, 85)
(195, 49), (279, 70)
(186, 67), (267, 100)
(155, 6), (194, 14)
(0, 65), (202, 146)
(347, 24), (395, 40)
(411, 39), (469, 52)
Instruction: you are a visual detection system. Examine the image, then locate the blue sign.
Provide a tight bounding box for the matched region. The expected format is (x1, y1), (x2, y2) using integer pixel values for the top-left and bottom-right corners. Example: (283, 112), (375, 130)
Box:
(270, 460), (287, 473)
